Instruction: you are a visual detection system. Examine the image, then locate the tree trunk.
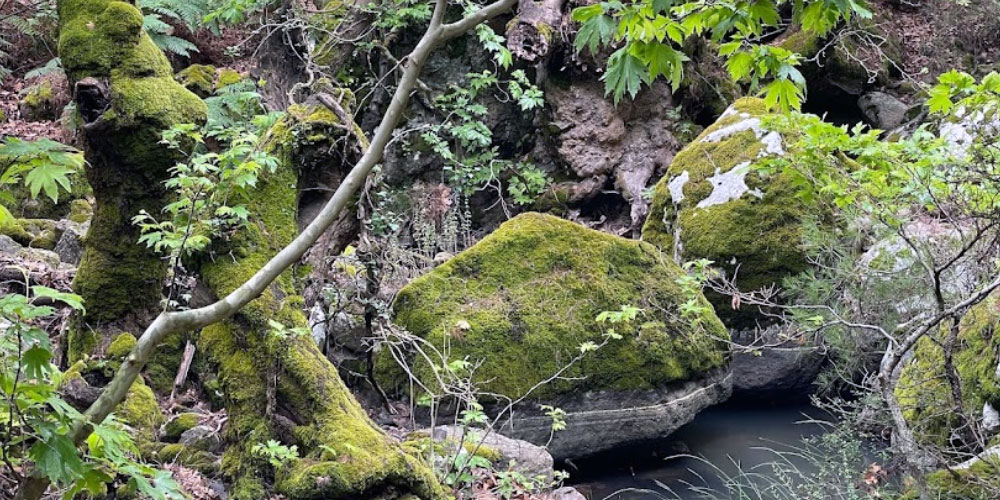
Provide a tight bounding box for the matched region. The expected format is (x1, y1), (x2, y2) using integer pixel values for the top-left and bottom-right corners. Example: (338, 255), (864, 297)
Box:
(195, 102), (444, 500)
(507, 0), (566, 62)
(58, 0), (207, 358)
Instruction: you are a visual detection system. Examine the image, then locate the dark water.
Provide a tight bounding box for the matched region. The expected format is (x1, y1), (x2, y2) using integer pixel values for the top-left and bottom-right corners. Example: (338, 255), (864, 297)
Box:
(570, 401), (831, 500)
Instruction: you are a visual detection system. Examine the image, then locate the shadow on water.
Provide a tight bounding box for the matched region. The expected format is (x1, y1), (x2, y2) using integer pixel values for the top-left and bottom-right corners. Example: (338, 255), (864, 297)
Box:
(568, 400), (833, 500)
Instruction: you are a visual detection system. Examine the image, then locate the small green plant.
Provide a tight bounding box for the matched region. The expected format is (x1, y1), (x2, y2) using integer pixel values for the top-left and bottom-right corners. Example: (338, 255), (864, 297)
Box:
(1, 286), (183, 499)
(0, 137), (84, 223)
(251, 439), (300, 468)
(267, 319), (309, 340)
(132, 103), (281, 302)
(675, 259), (718, 325)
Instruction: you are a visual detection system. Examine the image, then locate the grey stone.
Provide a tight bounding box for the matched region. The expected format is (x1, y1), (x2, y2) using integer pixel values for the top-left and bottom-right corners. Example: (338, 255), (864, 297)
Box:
(858, 92), (908, 130)
(501, 368), (732, 460)
(179, 425), (222, 453)
(550, 487), (587, 500)
(0, 235), (22, 255)
(54, 221), (87, 265)
(425, 425), (555, 478)
(984, 402), (1000, 433)
(16, 247), (60, 268)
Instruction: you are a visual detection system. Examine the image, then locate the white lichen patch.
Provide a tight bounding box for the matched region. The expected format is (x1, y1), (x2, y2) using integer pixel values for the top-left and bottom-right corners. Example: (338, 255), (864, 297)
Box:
(758, 131), (785, 157)
(699, 108), (785, 160)
(667, 170), (690, 203)
(701, 116), (761, 143)
(696, 162), (763, 208)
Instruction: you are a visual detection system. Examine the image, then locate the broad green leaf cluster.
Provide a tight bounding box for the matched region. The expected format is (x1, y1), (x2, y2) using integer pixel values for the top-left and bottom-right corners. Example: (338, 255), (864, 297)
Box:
(0, 137), (84, 225)
(572, 0), (872, 108)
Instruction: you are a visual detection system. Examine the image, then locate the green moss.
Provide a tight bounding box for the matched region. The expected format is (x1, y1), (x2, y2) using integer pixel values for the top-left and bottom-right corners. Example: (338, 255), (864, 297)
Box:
(176, 64), (216, 97)
(402, 433), (503, 464)
(119, 379), (164, 435)
(68, 199), (92, 223)
(641, 98), (815, 324)
(896, 292), (1000, 445)
(384, 213), (729, 400)
(194, 107), (443, 500)
(145, 442), (219, 474)
(2, 219), (60, 248)
(144, 331), (188, 394)
(898, 459), (1000, 500)
(19, 79), (60, 121)
(59, 0), (208, 325)
(163, 412), (200, 439)
(215, 68), (242, 90)
(107, 332), (137, 359)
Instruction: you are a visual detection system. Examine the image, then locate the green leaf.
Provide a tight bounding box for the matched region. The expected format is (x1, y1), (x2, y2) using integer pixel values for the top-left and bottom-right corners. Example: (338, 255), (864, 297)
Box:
(22, 345), (54, 380)
(24, 161), (75, 203)
(603, 47), (650, 104)
(30, 433), (85, 485)
(574, 12), (617, 54)
(31, 286), (86, 312)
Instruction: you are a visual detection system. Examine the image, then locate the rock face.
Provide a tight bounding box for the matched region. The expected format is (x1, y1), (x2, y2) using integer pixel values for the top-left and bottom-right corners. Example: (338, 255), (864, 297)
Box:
(730, 327), (826, 398)
(543, 81), (685, 228)
(502, 368), (732, 459)
(383, 213), (731, 458)
(641, 98), (812, 322)
(858, 91), (908, 130)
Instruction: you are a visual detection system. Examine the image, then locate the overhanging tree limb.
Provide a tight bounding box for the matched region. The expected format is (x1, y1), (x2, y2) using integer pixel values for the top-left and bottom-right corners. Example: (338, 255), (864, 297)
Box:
(15, 0), (517, 498)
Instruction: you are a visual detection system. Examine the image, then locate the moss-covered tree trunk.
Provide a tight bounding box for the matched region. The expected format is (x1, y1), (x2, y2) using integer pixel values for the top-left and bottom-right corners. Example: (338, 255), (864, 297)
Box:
(196, 104), (443, 500)
(57, 0), (207, 358)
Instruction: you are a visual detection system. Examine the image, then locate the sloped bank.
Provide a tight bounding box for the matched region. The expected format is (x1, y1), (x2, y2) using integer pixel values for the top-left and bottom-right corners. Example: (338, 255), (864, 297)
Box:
(379, 213), (732, 459)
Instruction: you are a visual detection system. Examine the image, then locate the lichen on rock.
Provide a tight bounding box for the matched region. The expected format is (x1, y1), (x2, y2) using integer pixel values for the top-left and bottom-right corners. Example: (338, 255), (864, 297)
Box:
(641, 98), (813, 322)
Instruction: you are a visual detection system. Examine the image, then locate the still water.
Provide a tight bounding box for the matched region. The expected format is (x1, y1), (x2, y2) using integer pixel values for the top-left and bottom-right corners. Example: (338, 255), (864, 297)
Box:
(571, 401), (831, 500)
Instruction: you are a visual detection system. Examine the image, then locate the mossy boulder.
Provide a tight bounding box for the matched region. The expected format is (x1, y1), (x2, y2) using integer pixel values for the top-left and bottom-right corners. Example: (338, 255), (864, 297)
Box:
(163, 412), (201, 439)
(176, 64), (244, 97)
(18, 76), (68, 121)
(119, 379), (165, 437)
(1, 218), (61, 249)
(641, 98), (813, 324)
(384, 213), (731, 458)
(774, 24), (902, 95)
(895, 291), (1000, 444)
(387, 212), (728, 398)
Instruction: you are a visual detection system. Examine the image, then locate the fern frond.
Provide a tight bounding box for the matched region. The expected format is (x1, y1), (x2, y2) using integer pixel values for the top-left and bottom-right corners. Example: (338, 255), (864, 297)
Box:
(25, 58), (62, 79)
(149, 32), (199, 57)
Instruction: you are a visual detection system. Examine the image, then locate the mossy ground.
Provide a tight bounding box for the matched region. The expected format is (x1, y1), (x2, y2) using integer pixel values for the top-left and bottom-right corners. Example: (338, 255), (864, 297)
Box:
(641, 98), (811, 322)
(896, 292), (1000, 444)
(385, 212), (729, 400)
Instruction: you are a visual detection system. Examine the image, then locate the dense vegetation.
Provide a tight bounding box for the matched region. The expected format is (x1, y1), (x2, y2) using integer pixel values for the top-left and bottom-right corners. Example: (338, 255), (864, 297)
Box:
(1, 0), (1000, 499)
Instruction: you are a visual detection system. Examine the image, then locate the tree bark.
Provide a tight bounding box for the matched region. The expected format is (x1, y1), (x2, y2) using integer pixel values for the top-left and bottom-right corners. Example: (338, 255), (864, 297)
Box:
(507, 0), (566, 62)
(57, 0), (207, 358)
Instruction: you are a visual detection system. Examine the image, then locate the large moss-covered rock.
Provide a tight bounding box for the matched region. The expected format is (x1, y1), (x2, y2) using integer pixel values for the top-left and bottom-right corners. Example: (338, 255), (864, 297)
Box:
(641, 98), (811, 321)
(385, 213), (731, 458)
(895, 291), (1000, 444)
(57, 0), (207, 327)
